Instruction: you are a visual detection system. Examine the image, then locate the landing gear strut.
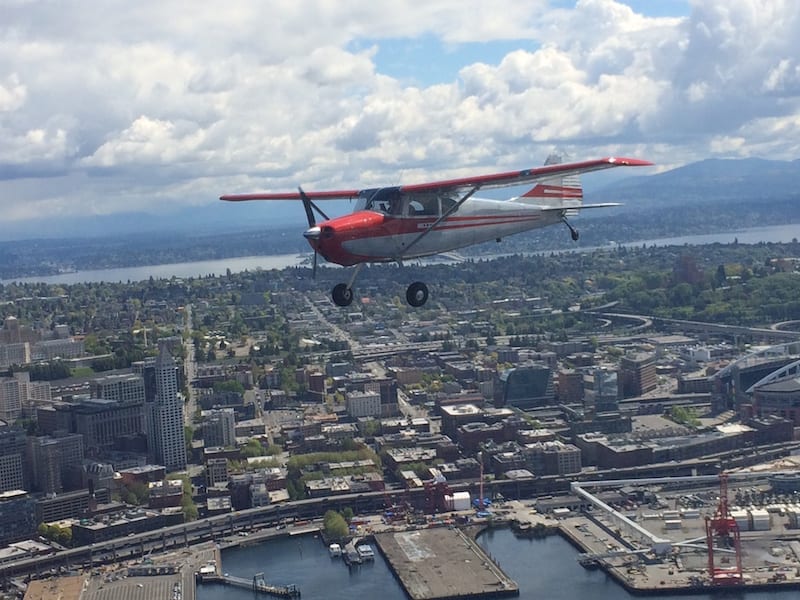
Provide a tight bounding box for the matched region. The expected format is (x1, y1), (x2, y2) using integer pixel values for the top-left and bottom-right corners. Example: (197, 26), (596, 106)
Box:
(406, 281), (429, 307)
(562, 217), (579, 241)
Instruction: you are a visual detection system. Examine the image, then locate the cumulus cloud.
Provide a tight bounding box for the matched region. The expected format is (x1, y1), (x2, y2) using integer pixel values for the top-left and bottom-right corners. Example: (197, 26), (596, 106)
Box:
(0, 0), (798, 224)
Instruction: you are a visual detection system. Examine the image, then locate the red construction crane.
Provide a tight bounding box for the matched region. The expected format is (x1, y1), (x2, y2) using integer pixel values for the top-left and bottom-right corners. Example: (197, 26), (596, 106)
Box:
(705, 473), (743, 585)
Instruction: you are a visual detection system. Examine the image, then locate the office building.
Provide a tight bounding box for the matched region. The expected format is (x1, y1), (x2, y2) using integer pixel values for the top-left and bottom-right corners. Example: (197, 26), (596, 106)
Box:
(0, 342), (30, 369)
(150, 344), (187, 470)
(0, 490), (36, 545)
(0, 426), (28, 492)
(31, 338), (84, 361)
(587, 368), (620, 413)
(620, 353), (657, 398)
(90, 373), (146, 403)
(202, 408), (236, 448)
(27, 432), (84, 494)
(206, 458), (229, 487)
(346, 390), (382, 419)
(0, 376), (22, 423)
(558, 369), (584, 404)
(1, 371), (51, 422)
(495, 363), (555, 409)
(37, 395), (145, 455)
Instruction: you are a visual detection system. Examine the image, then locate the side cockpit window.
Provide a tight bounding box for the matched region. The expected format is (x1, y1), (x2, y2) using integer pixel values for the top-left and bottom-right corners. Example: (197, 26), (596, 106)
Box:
(365, 188), (403, 215)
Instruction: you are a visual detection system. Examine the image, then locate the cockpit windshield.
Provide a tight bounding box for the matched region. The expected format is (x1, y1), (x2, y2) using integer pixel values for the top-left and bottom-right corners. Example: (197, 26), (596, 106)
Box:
(362, 187), (448, 217)
(363, 187), (403, 214)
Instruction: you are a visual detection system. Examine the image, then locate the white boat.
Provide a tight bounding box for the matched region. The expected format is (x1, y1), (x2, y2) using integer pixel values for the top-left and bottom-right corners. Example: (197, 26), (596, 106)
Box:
(328, 543), (342, 557)
(356, 544), (375, 561)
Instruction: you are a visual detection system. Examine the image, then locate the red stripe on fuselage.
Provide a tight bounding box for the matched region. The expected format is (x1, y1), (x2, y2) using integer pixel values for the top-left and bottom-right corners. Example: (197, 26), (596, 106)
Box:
(310, 210), (542, 265)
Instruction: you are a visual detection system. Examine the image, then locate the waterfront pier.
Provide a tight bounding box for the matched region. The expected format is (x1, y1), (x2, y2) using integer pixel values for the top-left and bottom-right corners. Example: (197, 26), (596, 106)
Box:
(374, 526), (518, 600)
(198, 572), (301, 598)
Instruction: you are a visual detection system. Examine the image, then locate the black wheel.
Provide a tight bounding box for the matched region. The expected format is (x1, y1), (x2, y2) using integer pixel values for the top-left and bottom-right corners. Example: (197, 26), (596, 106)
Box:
(406, 281), (428, 307)
(571, 229), (580, 241)
(332, 283), (353, 307)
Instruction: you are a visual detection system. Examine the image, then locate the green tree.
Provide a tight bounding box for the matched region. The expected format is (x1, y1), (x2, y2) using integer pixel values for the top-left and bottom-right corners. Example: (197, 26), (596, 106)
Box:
(241, 439), (266, 457)
(323, 510), (348, 539)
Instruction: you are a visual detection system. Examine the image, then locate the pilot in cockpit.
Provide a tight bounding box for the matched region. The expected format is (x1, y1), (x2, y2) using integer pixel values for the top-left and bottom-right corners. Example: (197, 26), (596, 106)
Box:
(387, 190), (404, 215)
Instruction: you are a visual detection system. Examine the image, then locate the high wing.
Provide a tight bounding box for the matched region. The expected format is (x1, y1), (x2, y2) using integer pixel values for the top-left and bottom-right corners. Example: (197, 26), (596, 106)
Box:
(220, 189), (360, 202)
(219, 156), (651, 202)
(399, 157), (652, 194)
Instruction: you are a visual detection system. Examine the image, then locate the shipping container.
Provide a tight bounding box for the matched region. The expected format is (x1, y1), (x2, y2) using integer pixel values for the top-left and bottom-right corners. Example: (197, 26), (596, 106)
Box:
(452, 491), (471, 511)
(749, 508), (771, 531)
(731, 509), (750, 532)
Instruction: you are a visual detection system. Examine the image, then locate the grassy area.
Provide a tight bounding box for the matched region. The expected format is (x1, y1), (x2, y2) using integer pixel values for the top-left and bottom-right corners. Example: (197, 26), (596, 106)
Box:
(70, 367), (95, 378)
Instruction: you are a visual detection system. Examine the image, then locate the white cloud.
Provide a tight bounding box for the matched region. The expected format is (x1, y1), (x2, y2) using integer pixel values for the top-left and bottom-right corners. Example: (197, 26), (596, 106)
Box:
(0, 0), (798, 228)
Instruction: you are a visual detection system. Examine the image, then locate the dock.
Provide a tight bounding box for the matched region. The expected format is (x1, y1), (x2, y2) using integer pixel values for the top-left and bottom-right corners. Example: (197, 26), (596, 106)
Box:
(374, 527), (518, 600)
(198, 572), (300, 598)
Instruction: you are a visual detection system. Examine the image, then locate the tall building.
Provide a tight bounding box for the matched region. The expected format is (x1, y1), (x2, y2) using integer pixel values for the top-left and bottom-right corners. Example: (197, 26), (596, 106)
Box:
(557, 369), (584, 404)
(495, 363), (555, 409)
(1, 371), (52, 422)
(0, 376), (22, 423)
(150, 344), (186, 470)
(27, 432), (84, 494)
(0, 316), (38, 345)
(71, 398), (146, 454)
(345, 390), (382, 418)
(90, 373), (146, 403)
(0, 490), (36, 545)
(202, 408), (236, 448)
(587, 367), (620, 414)
(0, 426), (28, 492)
(620, 353), (657, 398)
(0, 342), (31, 369)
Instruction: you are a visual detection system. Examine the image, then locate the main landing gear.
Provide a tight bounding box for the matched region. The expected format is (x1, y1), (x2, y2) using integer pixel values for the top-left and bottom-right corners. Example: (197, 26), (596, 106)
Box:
(330, 280), (429, 307)
(331, 283), (353, 307)
(406, 282), (428, 307)
(562, 216), (580, 241)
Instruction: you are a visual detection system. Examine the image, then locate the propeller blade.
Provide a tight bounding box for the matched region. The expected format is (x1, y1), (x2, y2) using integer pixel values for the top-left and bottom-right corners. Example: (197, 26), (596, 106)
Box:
(298, 187), (315, 228)
(312, 251), (318, 279)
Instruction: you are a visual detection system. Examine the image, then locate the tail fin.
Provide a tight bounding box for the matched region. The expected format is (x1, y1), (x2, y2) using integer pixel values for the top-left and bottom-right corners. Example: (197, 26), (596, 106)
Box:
(517, 153), (582, 215)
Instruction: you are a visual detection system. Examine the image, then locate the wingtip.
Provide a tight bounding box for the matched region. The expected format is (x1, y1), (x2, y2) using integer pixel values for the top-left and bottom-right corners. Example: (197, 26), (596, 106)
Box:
(608, 157), (654, 167)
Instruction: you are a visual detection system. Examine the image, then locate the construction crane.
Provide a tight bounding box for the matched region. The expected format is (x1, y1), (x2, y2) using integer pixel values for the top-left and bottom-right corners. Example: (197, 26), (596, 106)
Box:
(705, 473), (743, 585)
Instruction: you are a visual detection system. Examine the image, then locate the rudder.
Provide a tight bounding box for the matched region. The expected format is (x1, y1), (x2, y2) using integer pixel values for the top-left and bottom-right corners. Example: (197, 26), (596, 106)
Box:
(519, 153), (582, 214)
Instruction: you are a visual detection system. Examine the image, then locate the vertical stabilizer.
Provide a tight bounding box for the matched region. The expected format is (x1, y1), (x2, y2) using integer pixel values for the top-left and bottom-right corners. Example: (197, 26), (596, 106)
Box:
(518, 153), (583, 214)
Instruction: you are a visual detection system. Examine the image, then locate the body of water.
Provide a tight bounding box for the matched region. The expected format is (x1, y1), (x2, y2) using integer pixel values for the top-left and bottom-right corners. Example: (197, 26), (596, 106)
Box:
(1, 254), (307, 285)
(197, 529), (799, 600)
(3, 223), (799, 286)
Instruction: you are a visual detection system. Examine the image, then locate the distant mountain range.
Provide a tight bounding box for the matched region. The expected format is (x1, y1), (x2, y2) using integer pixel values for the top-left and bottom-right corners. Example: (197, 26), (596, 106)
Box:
(592, 157), (800, 207)
(2, 157), (798, 241)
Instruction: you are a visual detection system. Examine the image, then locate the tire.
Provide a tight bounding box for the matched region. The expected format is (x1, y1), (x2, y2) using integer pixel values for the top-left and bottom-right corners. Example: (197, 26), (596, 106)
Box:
(332, 283), (354, 307)
(406, 281), (428, 307)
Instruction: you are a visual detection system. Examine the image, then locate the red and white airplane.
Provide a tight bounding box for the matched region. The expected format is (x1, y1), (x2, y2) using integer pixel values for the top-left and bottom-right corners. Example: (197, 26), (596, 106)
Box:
(220, 154), (652, 307)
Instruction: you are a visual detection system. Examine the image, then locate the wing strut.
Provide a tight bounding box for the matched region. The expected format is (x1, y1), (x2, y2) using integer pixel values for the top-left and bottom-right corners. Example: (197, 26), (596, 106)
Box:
(399, 186), (480, 258)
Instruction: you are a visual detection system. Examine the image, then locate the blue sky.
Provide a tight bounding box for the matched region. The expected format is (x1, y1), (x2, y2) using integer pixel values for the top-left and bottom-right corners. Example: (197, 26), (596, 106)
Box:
(358, 1), (692, 87)
(0, 0), (799, 236)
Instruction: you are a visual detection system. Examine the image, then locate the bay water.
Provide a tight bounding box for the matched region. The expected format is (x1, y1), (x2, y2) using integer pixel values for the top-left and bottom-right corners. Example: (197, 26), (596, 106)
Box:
(198, 528), (798, 600)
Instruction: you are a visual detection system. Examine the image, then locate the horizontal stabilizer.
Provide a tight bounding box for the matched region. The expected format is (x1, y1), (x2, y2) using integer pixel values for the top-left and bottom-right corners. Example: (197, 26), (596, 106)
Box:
(540, 202), (621, 212)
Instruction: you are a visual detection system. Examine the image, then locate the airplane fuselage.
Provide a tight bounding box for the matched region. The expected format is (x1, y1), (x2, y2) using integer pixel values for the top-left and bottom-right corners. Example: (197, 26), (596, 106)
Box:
(307, 196), (560, 266)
